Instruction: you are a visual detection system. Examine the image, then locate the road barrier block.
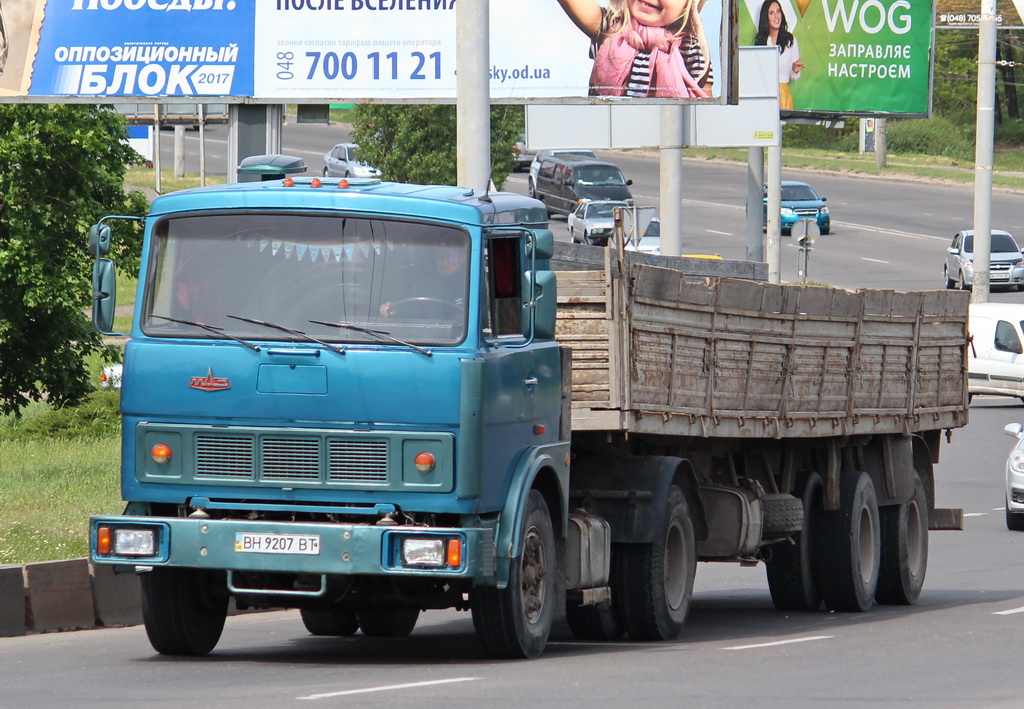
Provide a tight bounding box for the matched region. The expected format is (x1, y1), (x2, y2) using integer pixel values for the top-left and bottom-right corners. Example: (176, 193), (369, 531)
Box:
(23, 559), (95, 633)
(0, 564), (26, 637)
(90, 563), (142, 628)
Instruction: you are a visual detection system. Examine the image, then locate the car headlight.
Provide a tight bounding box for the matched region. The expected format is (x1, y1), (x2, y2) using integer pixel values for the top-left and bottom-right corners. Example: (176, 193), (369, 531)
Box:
(820, 206), (829, 215)
(1011, 449), (1024, 474)
(781, 207), (795, 216)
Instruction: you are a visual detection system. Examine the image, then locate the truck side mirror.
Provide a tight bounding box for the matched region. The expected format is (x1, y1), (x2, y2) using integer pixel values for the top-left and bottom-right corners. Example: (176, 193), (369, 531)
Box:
(89, 224), (112, 257)
(528, 229), (555, 260)
(92, 258), (117, 333)
(529, 270), (557, 339)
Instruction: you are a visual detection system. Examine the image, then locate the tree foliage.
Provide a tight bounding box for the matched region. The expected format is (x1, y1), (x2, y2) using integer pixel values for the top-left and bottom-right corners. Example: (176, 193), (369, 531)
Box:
(0, 104), (148, 416)
(350, 104), (523, 189)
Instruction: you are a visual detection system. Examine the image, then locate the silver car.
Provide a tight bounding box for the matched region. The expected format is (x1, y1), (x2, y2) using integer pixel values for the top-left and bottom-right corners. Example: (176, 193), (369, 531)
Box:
(322, 143), (382, 179)
(567, 200), (628, 246)
(1002, 423), (1024, 531)
(944, 229), (1024, 291)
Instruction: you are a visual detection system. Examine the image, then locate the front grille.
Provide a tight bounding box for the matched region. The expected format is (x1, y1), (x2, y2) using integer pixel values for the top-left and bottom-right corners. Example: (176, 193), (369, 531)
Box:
(196, 436), (254, 479)
(329, 440), (388, 483)
(263, 438), (321, 481)
(794, 208), (819, 217)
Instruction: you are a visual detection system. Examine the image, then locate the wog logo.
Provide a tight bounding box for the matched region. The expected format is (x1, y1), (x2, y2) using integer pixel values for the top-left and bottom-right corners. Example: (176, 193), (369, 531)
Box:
(822, 0), (913, 35)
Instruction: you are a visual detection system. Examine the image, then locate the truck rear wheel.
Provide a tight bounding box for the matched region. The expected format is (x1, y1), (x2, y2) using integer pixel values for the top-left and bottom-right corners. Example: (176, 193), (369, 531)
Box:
(472, 489), (555, 658)
(300, 608), (360, 636)
(614, 486), (696, 641)
(766, 472), (824, 611)
(816, 471), (880, 612)
(141, 567), (228, 655)
(356, 607), (419, 637)
(876, 474), (929, 605)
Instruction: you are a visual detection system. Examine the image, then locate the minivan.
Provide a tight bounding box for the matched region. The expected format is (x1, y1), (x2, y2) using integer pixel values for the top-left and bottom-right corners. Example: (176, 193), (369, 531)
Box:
(533, 157), (633, 216)
(968, 302), (1024, 403)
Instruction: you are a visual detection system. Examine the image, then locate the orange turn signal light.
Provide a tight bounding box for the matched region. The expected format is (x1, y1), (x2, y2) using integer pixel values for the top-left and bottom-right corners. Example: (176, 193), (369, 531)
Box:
(151, 443), (172, 464)
(338, 178), (350, 189)
(97, 526), (112, 555)
(447, 538), (462, 568)
(414, 452), (436, 473)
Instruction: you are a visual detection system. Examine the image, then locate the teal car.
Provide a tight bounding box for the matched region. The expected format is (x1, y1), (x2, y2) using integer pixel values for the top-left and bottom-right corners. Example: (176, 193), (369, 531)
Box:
(764, 181), (831, 236)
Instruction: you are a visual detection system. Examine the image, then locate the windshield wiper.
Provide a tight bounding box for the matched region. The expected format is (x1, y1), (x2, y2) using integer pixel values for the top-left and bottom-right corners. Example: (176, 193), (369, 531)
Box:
(226, 315), (347, 355)
(309, 319), (432, 356)
(150, 314), (260, 351)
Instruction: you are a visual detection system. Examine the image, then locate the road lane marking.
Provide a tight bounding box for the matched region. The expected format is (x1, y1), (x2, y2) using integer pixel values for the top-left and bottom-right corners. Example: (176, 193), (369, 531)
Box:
(298, 677), (481, 700)
(724, 635), (833, 650)
(707, 229), (732, 235)
(993, 607), (1024, 616)
(862, 257), (889, 264)
(964, 512), (987, 517)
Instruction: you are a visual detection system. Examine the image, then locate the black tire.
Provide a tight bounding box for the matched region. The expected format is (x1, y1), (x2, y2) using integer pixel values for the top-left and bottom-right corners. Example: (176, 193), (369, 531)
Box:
(761, 493), (805, 537)
(944, 268), (956, 289)
(472, 489), (556, 658)
(816, 471), (881, 612)
(322, 167), (329, 177)
(355, 607), (419, 637)
(1007, 497), (1024, 531)
(820, 227), (830, 235)
(614, 486), (696, 641)
(528, 178), (536, 199)
(876, 474), (929, 605)
(766, 472), (824, 611)
(565, 598), (625, 641)
(141, 567), (228, 655)
(959, 271), (971, 290)
(300, 608), (360, 636)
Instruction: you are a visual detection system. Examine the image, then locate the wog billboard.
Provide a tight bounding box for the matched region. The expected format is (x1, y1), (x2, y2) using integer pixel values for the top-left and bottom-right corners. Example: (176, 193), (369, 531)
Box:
(1, 0), (733, 104)
(738, 0), (933, 116)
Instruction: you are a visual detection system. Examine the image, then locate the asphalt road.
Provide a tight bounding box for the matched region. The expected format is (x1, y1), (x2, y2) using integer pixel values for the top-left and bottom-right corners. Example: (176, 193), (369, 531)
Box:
(15, 122), (1012, 706)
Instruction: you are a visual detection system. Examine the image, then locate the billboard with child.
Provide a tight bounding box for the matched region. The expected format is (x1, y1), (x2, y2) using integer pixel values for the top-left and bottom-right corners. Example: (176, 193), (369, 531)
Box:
(1, 0), (733, 104)
(738, 0), (934, 116)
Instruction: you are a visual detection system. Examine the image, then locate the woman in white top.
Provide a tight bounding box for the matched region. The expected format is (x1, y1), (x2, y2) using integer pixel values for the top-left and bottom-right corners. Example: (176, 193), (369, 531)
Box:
(754, 0), (803, 110)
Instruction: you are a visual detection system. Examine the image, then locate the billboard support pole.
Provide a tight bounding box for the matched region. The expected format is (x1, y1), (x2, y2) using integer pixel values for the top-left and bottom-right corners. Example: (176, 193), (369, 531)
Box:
(660, 105), (684, 257)
(746, 147), (764, 261)
(153, 104), (162, 195)
(972, 0), (997, 303)
(456, 0), (490, 191)
(766, 142), (782, 283)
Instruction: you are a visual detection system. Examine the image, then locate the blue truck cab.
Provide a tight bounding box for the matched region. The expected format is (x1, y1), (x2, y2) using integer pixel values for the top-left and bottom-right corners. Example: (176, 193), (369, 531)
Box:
(88, 173), (575, 658)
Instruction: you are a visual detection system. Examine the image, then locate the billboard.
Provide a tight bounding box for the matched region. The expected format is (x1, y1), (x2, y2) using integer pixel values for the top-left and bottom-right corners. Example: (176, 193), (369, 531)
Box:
(1, 0), (732, 103)
(935, 0), (1024, 28)
(738, 0), (934, 116)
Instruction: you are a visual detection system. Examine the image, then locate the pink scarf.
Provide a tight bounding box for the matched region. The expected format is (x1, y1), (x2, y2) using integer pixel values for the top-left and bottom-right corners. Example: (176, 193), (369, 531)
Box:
(590, 19), (709, 99)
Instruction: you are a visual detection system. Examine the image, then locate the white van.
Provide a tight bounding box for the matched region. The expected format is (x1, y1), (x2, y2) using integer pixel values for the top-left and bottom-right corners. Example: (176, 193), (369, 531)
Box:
(968, 302), (1024, 403)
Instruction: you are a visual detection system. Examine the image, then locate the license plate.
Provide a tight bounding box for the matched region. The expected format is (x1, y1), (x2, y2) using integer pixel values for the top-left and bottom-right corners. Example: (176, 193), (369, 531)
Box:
(234, 532), (320, 555)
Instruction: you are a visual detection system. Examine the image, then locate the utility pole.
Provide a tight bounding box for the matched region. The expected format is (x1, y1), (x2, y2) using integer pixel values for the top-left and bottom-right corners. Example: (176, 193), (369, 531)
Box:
(972, 0), (997, 303)
(456, 0), (490, 191)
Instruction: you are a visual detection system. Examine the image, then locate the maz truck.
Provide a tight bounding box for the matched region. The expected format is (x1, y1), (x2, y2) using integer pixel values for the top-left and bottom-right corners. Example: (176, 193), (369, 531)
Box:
(89, 164), (968, 659)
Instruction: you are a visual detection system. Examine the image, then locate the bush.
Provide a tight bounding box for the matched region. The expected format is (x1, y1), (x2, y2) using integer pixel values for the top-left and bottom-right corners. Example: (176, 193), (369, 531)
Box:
(0, 391), (121, 441)
(995, 119), (1024, 147)
(783, 123), (858, 151)
(886, 117), (974, 162)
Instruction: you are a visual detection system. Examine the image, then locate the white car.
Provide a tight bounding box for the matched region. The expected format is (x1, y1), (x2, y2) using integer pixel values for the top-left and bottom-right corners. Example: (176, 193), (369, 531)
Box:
(626, 217), (661, 255)
(567, 200), (628, 246)
(322, 143), (382, 179)
(100, 363), (123, 390)
(1003, 422), (1024, 530)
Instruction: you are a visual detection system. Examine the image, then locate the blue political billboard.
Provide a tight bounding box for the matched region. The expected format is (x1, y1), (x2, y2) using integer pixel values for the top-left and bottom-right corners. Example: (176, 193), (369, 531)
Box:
(0, 0), (733, 103)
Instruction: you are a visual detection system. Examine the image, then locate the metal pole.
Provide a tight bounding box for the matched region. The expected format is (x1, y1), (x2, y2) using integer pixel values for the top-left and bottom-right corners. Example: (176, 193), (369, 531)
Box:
(456, 0), (490, 191)
(972, 0), (997, 303)
(173, 125), (185, 178)
(766, 143), (782, 283)
(746, 147), (764, 261)
(153, 104), (162, 194)
(660, 105), (684, 257)
(875, 117), (887, 169)
(198, 104), (207, 187)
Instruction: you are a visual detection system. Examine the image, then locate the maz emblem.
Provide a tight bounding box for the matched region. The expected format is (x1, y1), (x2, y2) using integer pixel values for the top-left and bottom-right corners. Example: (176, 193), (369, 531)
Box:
(189, 368), (231, 392)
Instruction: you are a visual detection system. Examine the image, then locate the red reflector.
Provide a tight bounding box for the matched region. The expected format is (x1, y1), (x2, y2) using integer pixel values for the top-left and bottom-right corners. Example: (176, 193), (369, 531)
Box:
(533, 424), (546, 435)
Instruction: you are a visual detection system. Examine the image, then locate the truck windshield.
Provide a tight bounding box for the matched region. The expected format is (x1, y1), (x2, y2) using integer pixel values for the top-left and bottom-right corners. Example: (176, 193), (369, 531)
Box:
(141, 212), (471, 346)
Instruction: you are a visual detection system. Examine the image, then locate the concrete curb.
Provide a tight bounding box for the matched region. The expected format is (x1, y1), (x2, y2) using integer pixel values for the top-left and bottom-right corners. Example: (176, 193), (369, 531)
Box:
(1, 559), (142, 637)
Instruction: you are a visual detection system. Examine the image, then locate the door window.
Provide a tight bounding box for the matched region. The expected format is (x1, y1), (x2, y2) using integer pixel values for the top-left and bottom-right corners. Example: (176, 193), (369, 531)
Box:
(995, 320), (1023, 354)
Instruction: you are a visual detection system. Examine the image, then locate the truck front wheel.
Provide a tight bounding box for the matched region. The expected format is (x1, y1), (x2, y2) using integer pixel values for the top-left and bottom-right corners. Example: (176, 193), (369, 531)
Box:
(300, 608), (360, 636)
(816, 470), (880, 612)
(614, 485), (696, 641)
(875, 473), (929, 605)
(472, 489), (555, 659)
(356, 607), (419, 637)
(141, 567), (228, 655)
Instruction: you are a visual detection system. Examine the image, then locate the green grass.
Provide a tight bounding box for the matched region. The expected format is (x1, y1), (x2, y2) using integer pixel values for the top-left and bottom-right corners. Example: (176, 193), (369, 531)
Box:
(0, 392), (124, 564)
(125, 165), (227, 194)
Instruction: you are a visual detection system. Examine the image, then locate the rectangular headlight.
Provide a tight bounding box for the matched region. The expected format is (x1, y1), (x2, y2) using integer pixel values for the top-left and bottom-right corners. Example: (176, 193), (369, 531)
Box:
(401, 538), (445, 567)
(114, 528), (157, 557)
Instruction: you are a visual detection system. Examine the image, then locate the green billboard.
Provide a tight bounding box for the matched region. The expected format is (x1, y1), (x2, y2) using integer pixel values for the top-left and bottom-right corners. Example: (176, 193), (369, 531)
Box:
(740, 0), (933, 116)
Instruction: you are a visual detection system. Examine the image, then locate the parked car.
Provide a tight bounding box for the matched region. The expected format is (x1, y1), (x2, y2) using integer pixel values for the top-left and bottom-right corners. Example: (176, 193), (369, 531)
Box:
(1002, 423), (1024, 530)
(534, 157), (633, 217)
(764, 180), (830, 236)
(944, 229), (1024, 291)
(100, 363), (123, 390)
(568, 200), (629, 246)
(322, 143), (382, 179)
(528, 148), (598, 198)
(626, 216), (661, 254)
(512, 134), (535, 172)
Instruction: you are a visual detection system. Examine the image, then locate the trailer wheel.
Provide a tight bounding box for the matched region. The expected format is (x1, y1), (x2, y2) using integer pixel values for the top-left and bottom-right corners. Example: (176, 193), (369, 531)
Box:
(472, 489), (555, 658)
(816, 471), (880, 612)
(355, 607), (419, 637)
(565, 596), (625, 641)
(614, 486), (696, 641)
(141, 567), (228, 655)
(876, 474), (929, 605)
(766, 472), (824, 611)
(300, 608), (360, 636)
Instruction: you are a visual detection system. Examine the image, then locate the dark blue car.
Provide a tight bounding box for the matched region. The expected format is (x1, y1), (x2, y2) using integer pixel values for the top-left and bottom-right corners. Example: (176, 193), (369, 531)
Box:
(764, 181), (831, 236)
